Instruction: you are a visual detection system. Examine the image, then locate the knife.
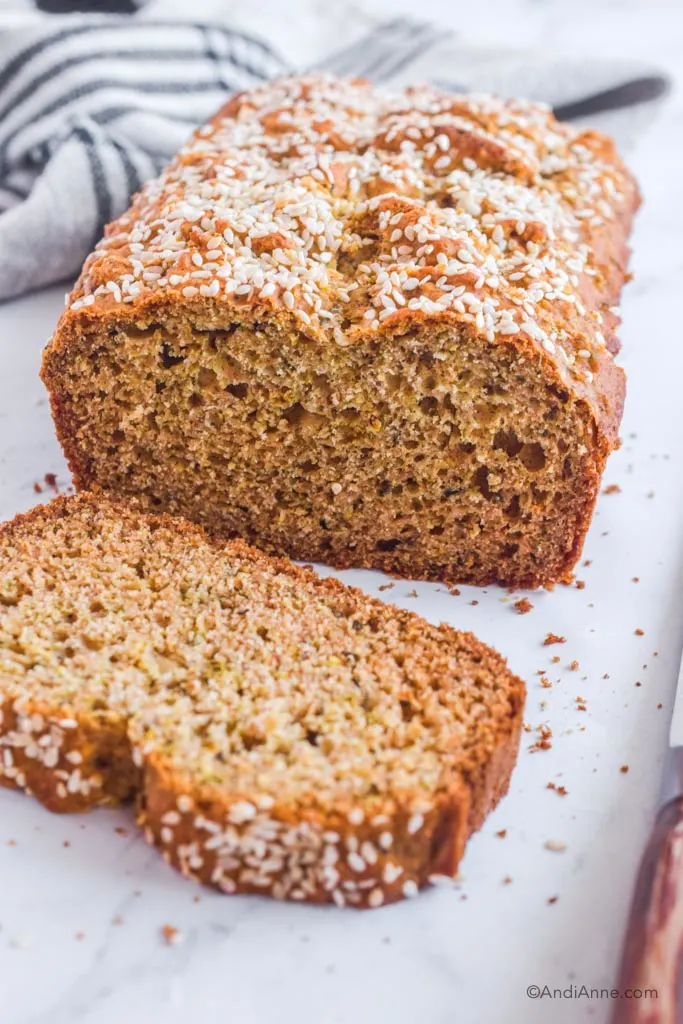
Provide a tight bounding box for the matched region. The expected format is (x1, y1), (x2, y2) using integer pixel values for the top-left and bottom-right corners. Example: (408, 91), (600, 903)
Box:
(611, 656), (683, 1023)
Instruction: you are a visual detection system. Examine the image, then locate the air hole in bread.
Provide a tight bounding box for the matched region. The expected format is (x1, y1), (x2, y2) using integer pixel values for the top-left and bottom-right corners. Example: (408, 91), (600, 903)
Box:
(160, 343), (185, 369)
(419, 396), (439, 416)
(519, 443), (546, 471)
(376, 538), (400, 552)
(493, 428), (523, 458)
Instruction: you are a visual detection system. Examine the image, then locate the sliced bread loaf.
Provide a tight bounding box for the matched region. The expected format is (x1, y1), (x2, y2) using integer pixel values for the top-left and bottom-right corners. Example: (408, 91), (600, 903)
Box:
(0, 494), (524, 907)
(42, 74), (638, 587)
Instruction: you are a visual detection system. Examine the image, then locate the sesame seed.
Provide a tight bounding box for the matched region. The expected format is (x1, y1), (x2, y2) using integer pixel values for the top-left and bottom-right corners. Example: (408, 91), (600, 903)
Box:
(360, 841), (378, 864)
(407, 813), (424, 835)
(378, 831), (393, 850)
(383, 862), (403, 884)
(347, 852), (366, 873)
(368, 888), (385, 908)
(228, 801), (256, 824)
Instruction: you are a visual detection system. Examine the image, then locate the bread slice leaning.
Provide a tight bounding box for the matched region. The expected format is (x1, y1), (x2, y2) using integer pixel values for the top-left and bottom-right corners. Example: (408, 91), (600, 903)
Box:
(0, 494), (524, 908)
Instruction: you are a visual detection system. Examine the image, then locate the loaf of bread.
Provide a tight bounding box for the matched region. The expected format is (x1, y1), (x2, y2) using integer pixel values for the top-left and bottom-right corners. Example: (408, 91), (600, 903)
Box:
(42, 75), (638, 587)
(0, 493), (524, 907)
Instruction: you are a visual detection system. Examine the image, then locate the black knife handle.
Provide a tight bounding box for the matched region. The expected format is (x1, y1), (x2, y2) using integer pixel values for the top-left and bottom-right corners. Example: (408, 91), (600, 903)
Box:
(553, 76), (669, 122)
(36, 1), (139, 12)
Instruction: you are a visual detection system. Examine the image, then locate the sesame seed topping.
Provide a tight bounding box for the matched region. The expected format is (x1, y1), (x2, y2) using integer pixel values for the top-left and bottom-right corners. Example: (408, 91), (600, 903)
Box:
(63, 75), (631, 386)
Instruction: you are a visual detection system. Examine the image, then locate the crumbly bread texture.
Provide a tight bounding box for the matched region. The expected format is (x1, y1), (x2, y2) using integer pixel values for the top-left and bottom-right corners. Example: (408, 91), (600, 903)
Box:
(42, 75), (638, 587)
(0, 494), (524, 908)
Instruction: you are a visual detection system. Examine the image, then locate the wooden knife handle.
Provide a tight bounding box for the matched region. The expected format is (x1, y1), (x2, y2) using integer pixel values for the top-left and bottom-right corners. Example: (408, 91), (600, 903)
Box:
(612, 796), (683, 1023)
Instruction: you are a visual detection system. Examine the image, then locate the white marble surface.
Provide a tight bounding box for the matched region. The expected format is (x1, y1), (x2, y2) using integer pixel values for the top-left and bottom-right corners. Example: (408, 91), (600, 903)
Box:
(1, 2), (683, 1022)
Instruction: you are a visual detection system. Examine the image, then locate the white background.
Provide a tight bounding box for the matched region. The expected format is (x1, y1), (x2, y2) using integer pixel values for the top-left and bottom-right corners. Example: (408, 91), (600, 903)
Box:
(0, 2), (682, 1022)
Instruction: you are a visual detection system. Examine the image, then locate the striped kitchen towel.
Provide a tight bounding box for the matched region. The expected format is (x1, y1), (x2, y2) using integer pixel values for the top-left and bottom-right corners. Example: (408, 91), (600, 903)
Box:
(0, 0), (669, 300)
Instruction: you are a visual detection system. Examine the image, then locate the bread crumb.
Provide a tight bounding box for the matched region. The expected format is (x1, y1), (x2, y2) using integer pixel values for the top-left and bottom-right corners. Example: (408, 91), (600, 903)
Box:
(502, 876), (513, 885)
(540, 676), (551, 688)
(575, 580), (585, 590)
(551, 655), (560, 664)
(448, 586), (461, 596)
(632, 577), (639, 583)
(513, 597), (533, 615)
(378, 583), (394, 592)
(496, 829), (507, 839)
(620, 765), (630, 774)
(44, 473), (58, 491)
(603, 484), (621, 495)
(33, 482), (42, 494)
(583, 560), (592, 567)
(161, 924), (183, 946)
(529, 724), (552, 752)
(544, 840), (567, 852)
(405, 589), (418, 598)
(547, 896), (559, 905)
(470, 600), (479, 606)
(569, 660), (579, 671)
(543, 633), (566, 646)
(547, 783), (568, 796)
(634, 628), (644, 636)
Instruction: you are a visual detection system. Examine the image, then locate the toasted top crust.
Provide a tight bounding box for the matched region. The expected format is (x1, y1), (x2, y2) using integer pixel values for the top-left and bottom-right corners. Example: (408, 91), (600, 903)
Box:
(60, 74), (637, 407)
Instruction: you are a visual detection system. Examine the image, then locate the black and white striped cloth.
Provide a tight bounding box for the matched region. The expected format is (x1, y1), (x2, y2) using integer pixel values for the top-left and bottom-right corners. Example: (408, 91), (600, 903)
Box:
(0, 1), (669, 300)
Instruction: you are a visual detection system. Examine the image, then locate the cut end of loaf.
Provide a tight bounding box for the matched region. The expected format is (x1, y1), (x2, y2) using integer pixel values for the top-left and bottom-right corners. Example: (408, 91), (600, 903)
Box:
(0, 494), (524, 907)
(44, 311), (620, 588)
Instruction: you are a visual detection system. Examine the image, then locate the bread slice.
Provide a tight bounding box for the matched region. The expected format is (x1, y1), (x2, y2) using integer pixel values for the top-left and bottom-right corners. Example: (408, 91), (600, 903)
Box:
(42, 75), (638, 588)
(0, 493), (524, 907)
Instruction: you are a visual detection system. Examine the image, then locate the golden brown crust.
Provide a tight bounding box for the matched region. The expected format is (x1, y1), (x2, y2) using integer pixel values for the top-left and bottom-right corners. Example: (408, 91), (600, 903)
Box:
(0, 493), (525, 908)
(47, 76), (638, 434)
